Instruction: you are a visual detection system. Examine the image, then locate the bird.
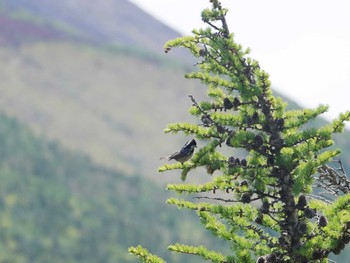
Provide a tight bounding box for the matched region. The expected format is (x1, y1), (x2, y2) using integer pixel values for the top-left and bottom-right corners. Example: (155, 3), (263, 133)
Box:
(160, 139), (197, 164)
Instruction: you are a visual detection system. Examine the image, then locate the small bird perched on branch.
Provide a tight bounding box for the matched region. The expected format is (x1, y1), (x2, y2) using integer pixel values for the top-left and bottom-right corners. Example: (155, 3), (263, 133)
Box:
(160, 139), (197, 164)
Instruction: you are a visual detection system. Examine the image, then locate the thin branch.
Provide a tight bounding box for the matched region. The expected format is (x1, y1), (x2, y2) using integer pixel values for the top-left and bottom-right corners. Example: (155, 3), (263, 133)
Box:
(247, 225), (276, 247)
(307, 194), (332, 204)
(193, 196), (238, 203)
(205, 21), (221, 32)
(189, 94), (232, 144)
(313, 163), (350, 199)
(216, 1), (230, 36)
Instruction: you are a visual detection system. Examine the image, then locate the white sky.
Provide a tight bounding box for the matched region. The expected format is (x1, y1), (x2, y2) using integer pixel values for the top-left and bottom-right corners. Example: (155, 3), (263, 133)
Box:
(130, 0), (350, 121)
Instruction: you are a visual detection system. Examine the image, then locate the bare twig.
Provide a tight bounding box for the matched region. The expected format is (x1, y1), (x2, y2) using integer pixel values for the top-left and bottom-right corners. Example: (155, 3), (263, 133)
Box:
(313, 162), (350, 199)
(193, 196), (238, 203)
(189, 94), (233, 144)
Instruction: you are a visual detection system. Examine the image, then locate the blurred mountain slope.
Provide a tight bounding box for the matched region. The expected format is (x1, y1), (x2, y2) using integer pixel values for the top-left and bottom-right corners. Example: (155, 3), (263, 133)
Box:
(0, 111), (220, 263)
(0, 0), (349, 179)
(0, 42), (200, 178)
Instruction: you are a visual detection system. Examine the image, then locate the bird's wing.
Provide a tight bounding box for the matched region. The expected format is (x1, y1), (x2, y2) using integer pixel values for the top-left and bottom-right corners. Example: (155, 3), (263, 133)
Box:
(168, 151), (181, 160)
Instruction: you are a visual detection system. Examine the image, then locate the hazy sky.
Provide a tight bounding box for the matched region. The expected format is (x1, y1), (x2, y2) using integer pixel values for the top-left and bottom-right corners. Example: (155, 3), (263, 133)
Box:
(130, 0), (350, 122)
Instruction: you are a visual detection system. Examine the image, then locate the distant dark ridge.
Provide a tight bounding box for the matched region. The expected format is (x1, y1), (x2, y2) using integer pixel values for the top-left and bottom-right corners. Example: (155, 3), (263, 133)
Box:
(0, 14), (76, 45)
(0, 0), (183, 54)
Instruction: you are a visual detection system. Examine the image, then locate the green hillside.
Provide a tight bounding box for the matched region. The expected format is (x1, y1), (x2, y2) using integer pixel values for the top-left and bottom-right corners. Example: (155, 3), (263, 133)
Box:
(0, 42), (349, 181)
(0, 42), (202, 179)
(0, 112), (219, 262)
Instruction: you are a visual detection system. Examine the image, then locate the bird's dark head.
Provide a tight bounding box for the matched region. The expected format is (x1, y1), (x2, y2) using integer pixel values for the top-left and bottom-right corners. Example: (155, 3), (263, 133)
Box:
(188, 139), (197, 148)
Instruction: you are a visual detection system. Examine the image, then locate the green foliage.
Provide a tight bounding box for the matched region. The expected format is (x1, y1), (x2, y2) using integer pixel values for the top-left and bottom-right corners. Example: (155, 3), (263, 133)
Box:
(131, 1), (350, 262)
(168, 244), (227, 262)
(129, 246), (166, 263)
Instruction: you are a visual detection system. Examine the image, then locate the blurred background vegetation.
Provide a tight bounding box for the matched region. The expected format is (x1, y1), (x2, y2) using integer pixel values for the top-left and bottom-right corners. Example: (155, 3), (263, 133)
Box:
(0, 0), (349, 262)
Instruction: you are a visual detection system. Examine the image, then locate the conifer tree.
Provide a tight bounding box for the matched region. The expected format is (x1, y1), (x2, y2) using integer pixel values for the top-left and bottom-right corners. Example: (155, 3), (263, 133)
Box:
(129, 1), (350, 262)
